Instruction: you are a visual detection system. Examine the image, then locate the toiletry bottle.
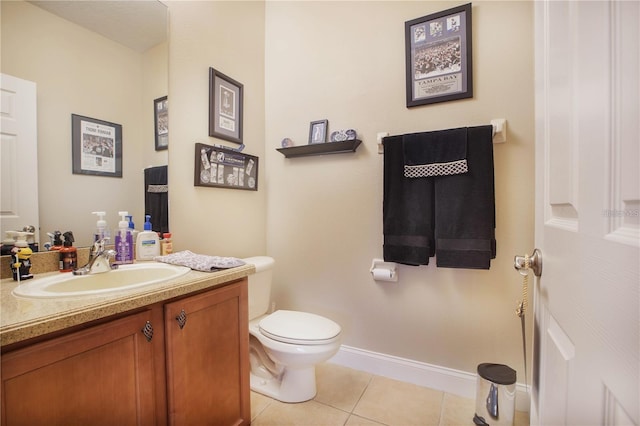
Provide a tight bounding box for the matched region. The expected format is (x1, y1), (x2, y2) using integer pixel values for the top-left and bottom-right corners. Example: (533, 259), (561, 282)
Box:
(126, 215), (138, 258)
(92, 211), (109, 242)
(59, 231), (77, 272)
(136, 215), (160, 260)
(49, 231), (63, 251)
(161, 232), (173, 255)
(115, 211), (133, 264)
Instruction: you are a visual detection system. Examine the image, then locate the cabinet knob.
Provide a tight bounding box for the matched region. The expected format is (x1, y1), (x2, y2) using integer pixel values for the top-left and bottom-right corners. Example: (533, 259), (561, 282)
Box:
(176, 309), (187, 329)
(141, 321), (154, 342)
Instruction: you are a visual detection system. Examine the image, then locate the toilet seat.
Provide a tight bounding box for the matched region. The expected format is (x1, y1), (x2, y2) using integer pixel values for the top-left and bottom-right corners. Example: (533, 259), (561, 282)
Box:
(259, 310), (341, 345)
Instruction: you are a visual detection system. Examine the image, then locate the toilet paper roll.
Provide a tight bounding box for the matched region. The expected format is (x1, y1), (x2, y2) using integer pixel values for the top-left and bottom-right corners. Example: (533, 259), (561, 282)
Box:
(372, 268), (394, 281)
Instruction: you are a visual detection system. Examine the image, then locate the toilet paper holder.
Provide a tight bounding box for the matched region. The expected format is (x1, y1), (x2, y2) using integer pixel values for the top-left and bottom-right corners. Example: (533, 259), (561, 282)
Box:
(370, 258), (398, 282)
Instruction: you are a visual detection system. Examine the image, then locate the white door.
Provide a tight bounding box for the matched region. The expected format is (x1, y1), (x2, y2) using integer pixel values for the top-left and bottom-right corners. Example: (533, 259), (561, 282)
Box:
(0, 74), (39, 247)
(533, 1), (639, 425)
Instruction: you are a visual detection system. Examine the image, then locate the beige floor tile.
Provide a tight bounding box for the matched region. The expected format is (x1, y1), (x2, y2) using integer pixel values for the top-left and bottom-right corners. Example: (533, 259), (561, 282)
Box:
(439, 393), (475, 425)
(315, 363), (373, 412)
(353, 376), (444, 426)
(345, 414), (388, 426)
(514, 410), (530, 426)
(251, 391), (273, 422)
(251, 399), (350, 426)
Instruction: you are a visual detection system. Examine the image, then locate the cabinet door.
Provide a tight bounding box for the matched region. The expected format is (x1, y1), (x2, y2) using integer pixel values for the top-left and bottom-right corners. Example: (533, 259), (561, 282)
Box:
(1, 310), (158, 425)
(164, 280), (249, 426)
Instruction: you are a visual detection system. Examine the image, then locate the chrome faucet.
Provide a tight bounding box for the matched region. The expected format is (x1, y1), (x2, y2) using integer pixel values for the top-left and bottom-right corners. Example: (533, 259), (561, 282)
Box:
(73, 237), (118, 275)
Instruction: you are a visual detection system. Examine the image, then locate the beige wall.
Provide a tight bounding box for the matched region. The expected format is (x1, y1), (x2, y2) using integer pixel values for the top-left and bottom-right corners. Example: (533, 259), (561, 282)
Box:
(264, 1), (534, 377)
(166, 1), (267, 257)
(1, 1), (168, 247)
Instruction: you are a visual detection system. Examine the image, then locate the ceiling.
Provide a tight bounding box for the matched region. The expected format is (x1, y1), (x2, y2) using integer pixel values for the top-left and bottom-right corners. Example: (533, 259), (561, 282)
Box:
(29, 0), (167, 53)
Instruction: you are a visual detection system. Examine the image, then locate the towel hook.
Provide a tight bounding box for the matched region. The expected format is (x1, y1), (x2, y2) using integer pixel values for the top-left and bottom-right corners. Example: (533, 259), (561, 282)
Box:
(514, 248), (542, 277)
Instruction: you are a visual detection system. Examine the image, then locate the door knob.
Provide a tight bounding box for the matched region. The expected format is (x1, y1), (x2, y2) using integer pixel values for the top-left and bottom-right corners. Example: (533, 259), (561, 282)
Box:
(514, 248), (542, 277)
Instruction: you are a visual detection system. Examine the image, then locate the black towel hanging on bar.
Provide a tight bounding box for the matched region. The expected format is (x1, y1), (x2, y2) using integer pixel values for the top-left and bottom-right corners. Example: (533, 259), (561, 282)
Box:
(382, 125), (495, 269)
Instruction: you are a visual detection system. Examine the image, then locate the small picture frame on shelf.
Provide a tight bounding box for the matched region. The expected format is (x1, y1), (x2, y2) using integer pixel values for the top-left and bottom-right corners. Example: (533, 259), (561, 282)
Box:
(308, 119), (328, 144)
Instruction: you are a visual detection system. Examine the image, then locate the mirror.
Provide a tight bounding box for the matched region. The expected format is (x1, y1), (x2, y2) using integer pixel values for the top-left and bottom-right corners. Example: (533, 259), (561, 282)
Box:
(1, 0), (168, 249)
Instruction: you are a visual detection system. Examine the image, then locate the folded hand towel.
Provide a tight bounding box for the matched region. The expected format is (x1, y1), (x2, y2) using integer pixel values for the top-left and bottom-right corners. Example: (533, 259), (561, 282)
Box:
(403, 127), (468, 178)
(154, 250), (245, 272)
(434, 125), (496, 269)
(383, 135), (435, 265)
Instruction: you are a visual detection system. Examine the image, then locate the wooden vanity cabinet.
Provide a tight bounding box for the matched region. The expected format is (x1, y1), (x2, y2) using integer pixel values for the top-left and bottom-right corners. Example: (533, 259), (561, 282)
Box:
(1, 279), (250, 426)
(1, 309), (159, 425)
(164, 279), (249, 425)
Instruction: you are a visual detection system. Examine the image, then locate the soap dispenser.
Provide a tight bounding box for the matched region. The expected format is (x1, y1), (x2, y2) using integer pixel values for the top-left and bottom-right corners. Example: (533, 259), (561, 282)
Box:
(48, 231), (64, 251)
(59, 231), (77, 272)
(136, 215), (160, 260)
(92, 211), (110, 242)
(115, 211), (133, 264)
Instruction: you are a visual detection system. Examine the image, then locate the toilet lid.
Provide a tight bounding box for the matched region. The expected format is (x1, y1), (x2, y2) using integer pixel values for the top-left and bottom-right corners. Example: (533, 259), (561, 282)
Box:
(259, 310), (341, 345)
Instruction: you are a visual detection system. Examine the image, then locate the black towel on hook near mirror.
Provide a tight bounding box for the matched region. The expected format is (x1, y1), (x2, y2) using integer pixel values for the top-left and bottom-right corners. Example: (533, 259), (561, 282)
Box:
(144, 165), (169, 234)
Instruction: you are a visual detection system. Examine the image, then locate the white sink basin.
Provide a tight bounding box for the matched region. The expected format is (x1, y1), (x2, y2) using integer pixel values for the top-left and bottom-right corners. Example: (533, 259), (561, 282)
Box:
(12, 262), (191, 299)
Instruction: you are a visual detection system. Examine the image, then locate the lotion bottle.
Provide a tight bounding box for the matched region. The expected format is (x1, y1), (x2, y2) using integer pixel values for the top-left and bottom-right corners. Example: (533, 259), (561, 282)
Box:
(136, 215), (160, 260)
(115, 211), (133, 264)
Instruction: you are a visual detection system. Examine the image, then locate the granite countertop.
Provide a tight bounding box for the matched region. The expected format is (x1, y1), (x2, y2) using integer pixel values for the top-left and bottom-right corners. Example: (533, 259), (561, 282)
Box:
(1, 263), (255, 347)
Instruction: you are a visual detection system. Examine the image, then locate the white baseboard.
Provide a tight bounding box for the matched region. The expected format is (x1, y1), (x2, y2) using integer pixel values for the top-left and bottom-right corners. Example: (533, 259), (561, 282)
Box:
(328, 345), (530, 413)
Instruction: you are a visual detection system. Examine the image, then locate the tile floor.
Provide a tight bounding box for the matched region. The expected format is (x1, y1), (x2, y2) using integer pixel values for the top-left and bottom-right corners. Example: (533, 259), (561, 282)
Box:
(250, 363), (530, 426)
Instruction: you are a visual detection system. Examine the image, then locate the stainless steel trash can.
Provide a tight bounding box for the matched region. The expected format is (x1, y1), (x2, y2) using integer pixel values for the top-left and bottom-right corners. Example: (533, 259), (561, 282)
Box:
(473, 363), (516, 426)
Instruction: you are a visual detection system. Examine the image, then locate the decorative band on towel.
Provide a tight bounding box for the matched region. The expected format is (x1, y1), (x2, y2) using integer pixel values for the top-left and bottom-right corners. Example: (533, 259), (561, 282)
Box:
(148, 184), (168, 193)
(404, 159), (468, 178)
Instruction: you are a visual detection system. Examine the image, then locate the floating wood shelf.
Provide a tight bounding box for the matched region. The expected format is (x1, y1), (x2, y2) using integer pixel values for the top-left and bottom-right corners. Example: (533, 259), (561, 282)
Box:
(277, 139), (362, 158)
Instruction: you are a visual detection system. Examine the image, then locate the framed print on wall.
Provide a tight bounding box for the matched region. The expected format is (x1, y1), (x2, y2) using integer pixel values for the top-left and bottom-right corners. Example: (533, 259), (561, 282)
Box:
(154, 96), (168, 151)
(405, 3), (473, 107)
(209, 68), (243, 144)
(71, 114), (122, 177)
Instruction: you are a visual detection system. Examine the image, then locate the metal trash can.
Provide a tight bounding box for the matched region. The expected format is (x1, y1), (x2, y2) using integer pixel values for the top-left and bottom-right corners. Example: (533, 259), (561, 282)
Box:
(473, 363), (516, 426)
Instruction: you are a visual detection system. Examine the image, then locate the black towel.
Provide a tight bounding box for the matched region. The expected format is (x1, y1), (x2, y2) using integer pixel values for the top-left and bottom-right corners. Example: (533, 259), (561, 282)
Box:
(403, 127), (469, 178)
(383, 135), (435, 265)
(434, 125), (496, 269)
(144, 165), (169, 234)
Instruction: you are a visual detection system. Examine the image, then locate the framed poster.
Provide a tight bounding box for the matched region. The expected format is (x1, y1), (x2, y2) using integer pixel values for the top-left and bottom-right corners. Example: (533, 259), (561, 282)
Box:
(209, 68), (243, 144)
(194, 143), (258, 191)
(71, 114), (122, 177)
(405, 3), (473, 107)
(154, 96), (168, 151)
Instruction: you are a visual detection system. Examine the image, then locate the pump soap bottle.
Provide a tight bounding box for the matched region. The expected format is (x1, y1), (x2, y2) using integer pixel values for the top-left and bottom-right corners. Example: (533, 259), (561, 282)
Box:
(92, 211), (109, 242)
(48, 231), (63, 251)
(115, 211), (133, 264)
(136, 215), (160, 260)
(59, 231), (77, 272)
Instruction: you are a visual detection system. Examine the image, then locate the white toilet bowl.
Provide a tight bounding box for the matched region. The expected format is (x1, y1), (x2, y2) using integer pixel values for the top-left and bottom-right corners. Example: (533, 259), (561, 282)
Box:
(248, 310), (341, 403)
(243, 256), (342, 403)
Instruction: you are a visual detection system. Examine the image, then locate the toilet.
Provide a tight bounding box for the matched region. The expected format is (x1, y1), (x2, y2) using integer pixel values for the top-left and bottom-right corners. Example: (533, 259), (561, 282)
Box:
(243, 256), (342, 403)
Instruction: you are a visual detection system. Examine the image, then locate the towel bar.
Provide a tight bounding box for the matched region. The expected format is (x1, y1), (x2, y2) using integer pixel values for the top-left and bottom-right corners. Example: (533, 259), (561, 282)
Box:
(377, 119), (507, 154)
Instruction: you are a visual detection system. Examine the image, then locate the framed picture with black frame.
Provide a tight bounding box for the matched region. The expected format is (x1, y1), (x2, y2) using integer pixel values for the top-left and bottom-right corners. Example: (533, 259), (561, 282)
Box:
(209, 68), (243, 144)
(308, 119), (328, 144)
(154, 96), (168, 151)
(405, 3), (473, 107)
(71, 114), (122, 177)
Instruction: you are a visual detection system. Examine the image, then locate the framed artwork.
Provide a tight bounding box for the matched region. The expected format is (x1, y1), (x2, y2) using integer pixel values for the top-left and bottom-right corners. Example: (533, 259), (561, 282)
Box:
(308, 119), (328, 144)
(209, 68), (243, 144)
(194, 143), (258, 191)
(71, 114), (122, 177)
(405, 3), (473, 107)
(154, 96), (168, 151)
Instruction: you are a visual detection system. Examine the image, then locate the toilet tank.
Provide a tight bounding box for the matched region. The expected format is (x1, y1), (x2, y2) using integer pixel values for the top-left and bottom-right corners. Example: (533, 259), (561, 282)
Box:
(242, 256), (275, 320)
